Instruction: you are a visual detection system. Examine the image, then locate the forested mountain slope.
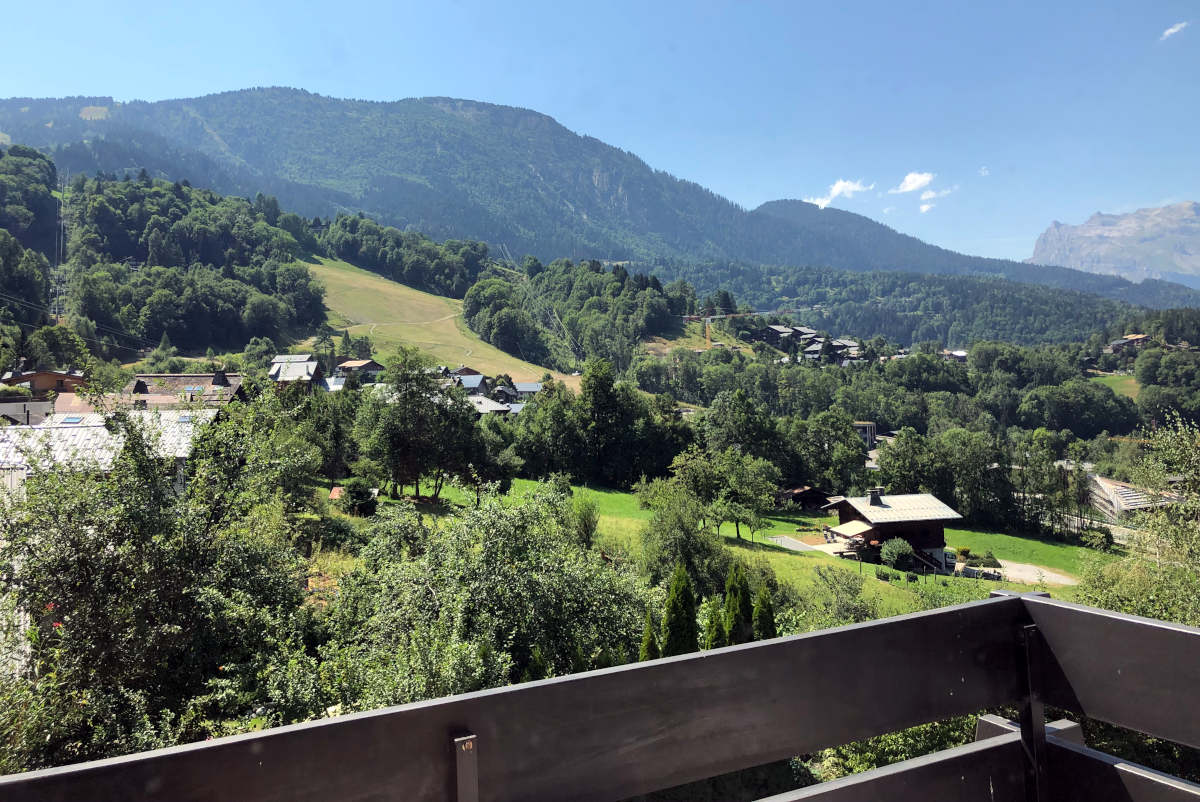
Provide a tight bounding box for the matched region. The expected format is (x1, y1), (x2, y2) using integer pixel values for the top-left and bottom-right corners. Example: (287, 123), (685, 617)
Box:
(3, 89), (1198, 309)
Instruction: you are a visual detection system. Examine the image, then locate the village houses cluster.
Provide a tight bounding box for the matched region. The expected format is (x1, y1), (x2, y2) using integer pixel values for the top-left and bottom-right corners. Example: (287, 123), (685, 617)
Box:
(0, 353), (544, 493)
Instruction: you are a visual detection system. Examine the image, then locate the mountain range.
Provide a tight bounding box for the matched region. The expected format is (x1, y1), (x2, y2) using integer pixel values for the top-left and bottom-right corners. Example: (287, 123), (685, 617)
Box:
(2, 87), (1197, 308)
(1030, 202), (1200, 289)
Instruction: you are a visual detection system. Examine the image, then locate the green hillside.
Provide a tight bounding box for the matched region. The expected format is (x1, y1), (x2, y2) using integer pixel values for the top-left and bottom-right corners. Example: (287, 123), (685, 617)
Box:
(305, 257), (578, 386)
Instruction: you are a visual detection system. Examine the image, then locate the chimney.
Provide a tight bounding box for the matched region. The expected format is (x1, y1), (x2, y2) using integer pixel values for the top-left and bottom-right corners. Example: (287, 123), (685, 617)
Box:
(868, 487), (884, 506)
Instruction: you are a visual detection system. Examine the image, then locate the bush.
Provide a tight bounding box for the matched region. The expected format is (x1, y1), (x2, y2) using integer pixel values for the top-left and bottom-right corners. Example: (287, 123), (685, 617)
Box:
(1081, 527), (1114, 552)
(956, 546), (971, 560)
(906, 572), (919, 583)
(880, 538), (914, 570)
(337, 477), (378, 517)
(980, 550), (1001, 569)
(0, 385), (31, 400)
(875, 567), (892, 581)
(314, 514), (369, 552)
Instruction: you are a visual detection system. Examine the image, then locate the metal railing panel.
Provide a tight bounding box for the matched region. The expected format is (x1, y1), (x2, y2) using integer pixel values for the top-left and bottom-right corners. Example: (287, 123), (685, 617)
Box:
(1046, 736), (1200, 801)
(1022, 596), (1200, 750)
(0, 596), (1027, 802)
(755, 732), (1026, 802)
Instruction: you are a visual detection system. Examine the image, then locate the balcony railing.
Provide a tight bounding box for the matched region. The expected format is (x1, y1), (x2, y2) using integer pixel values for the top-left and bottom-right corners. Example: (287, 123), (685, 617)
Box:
(3, 591), (1200, 801)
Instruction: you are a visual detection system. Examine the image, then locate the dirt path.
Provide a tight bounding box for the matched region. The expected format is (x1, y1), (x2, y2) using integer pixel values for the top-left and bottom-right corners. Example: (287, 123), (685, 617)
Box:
(998, 560), (1078, 586)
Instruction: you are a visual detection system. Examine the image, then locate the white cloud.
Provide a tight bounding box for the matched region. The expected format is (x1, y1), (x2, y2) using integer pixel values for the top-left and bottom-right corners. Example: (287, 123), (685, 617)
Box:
(888, 172), (934, 194)
(920, 203), (935, 214)
(882, 206), (895, 215)
(978, 166), (990, 177)
(920, 184), (959, 201)
(804, 178), (874, 209)
(1161, 21), (1189, 40)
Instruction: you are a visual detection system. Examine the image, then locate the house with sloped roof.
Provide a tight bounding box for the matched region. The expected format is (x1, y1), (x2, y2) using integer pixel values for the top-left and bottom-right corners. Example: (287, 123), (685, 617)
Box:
(1, 368), (88, 399)
(513, 381), (543, 400)
(334, 359), (384, 382)
(823, 489), (962, 572)
(123, 371), (245, 407)
(269, 354), (323, 388)
(0, 409), (216, 493)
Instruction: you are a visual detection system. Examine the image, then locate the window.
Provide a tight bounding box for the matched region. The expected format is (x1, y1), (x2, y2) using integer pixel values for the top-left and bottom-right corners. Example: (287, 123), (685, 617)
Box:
(178, 414), (194, 423)
(61, 415), (84, 424)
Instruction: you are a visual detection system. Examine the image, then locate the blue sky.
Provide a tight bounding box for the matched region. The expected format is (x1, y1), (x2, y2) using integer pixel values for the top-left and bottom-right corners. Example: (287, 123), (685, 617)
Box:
(2, 0), (1197, 260)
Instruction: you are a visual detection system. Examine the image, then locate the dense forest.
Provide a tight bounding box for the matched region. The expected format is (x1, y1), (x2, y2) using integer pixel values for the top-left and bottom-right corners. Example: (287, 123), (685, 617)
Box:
(0, 146), (326, 361)
(464, 257), (692, 371)
(320, 213), (489, 298)
(4, 90), (1200, 311)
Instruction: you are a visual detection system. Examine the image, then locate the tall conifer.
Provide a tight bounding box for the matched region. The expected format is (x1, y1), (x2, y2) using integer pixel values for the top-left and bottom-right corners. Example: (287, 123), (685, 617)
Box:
(661, 563), (698, 656)
(753, 585), (777, 641)
(639, 611), (661, 661)
(723, 562), (754, 644)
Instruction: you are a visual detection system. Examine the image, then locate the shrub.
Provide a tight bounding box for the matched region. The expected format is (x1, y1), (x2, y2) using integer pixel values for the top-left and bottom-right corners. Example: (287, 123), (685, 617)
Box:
(0, 385), (32, 400)
(906, 572), (919, 583)
(980, 550), (1001, 569)
(1081, 527), (1114, 552)
(337, 477), (378, 517)
(880, 538), (914, 570)
(956, 546), (971, 559)
(315, 514), (369, 552)
(875, 567), (892, 581)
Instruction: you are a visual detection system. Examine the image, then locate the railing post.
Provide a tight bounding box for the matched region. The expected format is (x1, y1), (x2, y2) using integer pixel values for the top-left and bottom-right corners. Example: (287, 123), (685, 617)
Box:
(1019, 623), (1048, 802)
(454, 733), (478, 802)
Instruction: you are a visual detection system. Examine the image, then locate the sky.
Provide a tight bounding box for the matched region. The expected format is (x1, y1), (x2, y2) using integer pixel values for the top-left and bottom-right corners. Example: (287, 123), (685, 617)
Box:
(2, 0), (1197, 261)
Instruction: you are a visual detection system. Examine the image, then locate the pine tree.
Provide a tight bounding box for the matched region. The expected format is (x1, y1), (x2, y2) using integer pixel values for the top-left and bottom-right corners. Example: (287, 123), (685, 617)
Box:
(703, 597), (728, 649)
(639, 611), (661, 661)
(753, 585), (777, 641)
(661, 563), (698, 657)
(723, 562), (754, 645)
(338, 329), (353, 357)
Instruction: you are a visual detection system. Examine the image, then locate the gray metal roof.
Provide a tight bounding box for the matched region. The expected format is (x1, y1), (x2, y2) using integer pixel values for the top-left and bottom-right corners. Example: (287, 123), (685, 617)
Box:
(269, 361), (318, 382)
(838, 493), (962, 524)
(271, 354), (314, 363)
(514, 382), (542, 393)
(0, 410), (216, 471)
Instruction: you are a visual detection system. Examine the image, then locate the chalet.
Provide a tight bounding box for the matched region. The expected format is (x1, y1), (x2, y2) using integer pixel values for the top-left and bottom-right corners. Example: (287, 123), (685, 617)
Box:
(763, 325), (796, 347)
(454, 374), (489, 396)
(334, 359), (385, 382)
(823, 489), (962, 572)
(513, 381), (543, 401)
(493, 385), (519, 403)
(268, 354), (323, 388)
(0, 409), (216, 493)
(448, 366), (482, 377)
(122, 371), (245, 407)
(467, 395), (510, 416)
(940, 349), (969, 363)
(0, 368), (87, 399)
(1108, 333), (1152, 355)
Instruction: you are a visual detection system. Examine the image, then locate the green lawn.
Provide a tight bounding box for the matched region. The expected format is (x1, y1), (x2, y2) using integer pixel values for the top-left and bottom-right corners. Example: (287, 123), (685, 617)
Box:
(1089, 373), (1140, 400)
(944, 527), (1116, 579)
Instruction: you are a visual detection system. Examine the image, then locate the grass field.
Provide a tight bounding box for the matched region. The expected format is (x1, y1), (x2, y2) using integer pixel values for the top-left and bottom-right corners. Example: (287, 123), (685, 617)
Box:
(303, 257), (579, 388)
(1089, 373), (1140, 400)
(943, 527), (1114, 579)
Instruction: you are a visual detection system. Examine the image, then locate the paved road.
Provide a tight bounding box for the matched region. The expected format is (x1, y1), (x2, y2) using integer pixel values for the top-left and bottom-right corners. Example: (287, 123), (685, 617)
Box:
(766, 535), (817, 552)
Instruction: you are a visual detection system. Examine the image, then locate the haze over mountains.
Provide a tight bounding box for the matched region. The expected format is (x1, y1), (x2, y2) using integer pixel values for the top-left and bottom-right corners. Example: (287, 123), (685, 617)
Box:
(2, 87), (1197, 308)
(1030, 202), (1200, 289)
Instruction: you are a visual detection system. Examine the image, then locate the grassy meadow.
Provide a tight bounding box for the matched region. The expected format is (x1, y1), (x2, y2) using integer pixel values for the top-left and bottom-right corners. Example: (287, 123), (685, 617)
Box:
(301, 256), (580, 388)
(1089, 372), (1140, 400)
